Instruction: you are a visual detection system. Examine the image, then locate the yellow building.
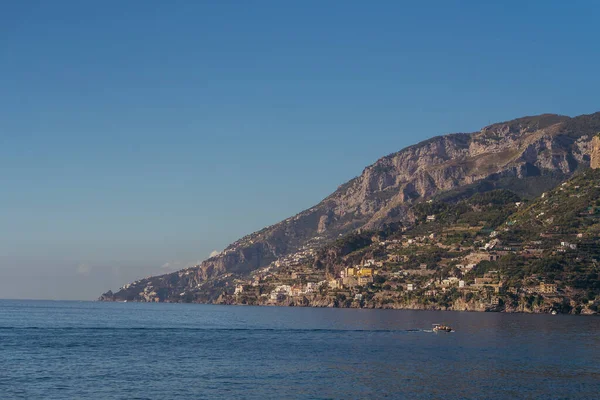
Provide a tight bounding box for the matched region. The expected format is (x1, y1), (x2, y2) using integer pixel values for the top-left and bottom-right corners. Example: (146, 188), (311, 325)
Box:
(344, 266), (374, 278)
(539, 282), (557, 294)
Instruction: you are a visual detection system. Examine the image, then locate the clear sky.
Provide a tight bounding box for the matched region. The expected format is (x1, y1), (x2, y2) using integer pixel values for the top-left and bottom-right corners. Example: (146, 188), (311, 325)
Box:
(1, 1), (599, 300)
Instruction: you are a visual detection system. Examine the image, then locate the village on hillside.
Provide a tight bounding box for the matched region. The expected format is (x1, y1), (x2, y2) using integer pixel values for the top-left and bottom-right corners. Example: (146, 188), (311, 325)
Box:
(223, 226), (582, 313)
(218, 170), (600, 314)
(104, 168), (600, 315)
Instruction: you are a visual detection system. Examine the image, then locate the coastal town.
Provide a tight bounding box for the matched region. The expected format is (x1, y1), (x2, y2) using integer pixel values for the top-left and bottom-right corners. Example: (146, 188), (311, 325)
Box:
(197, 169), (598, 314)
(102, 145), (600, 315)
(222, 227), (584, 313)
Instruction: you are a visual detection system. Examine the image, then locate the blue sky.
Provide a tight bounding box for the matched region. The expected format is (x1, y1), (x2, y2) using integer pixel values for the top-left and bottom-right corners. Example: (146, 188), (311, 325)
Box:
(1, 1), (599, 299)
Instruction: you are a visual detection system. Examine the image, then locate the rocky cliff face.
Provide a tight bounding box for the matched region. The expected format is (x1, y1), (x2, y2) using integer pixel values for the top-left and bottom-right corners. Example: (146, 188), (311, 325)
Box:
(101, 111), (600, 301)
(591, 134), (600, 169)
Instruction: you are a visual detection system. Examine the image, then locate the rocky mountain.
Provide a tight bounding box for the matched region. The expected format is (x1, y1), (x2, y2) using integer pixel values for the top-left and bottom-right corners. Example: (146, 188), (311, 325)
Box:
(100, 111), (600, 302)
(591, 133), (600, 169)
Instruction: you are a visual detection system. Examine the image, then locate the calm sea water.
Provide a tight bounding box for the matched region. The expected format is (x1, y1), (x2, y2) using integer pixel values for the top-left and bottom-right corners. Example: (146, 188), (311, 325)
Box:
(0, 300), (599, 399)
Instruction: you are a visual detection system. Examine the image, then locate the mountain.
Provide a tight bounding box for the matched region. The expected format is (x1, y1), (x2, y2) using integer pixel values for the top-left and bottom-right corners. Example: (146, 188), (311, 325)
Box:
(100, 111), (600, 304)
(592, 133), (600, 169)
(262, 169), (599, 314)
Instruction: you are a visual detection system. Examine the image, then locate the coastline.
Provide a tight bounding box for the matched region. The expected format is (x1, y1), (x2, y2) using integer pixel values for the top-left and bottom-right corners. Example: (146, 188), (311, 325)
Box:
(98, 296), (598, 315)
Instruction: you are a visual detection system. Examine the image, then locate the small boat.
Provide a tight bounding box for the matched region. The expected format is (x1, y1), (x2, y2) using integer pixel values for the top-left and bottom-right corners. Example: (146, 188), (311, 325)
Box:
(551, 310), (557, 315)
(433, 323), (453, 332)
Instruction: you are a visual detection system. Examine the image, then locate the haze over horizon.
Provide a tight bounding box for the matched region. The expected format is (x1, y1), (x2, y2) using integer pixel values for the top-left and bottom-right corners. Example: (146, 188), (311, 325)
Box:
(2, 0), (600, 300)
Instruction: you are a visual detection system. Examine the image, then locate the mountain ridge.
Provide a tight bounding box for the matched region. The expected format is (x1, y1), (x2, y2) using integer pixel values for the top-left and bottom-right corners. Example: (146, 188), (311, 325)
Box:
(100, 111), (600, 302)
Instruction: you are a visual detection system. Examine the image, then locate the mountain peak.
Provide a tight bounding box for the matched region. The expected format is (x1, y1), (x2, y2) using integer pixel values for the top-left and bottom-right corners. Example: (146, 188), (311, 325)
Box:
(481, 113), (568, 135)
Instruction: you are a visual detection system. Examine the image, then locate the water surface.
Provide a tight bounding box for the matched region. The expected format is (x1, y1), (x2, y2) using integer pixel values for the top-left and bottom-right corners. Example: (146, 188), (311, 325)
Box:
(1, 300), (598, 399)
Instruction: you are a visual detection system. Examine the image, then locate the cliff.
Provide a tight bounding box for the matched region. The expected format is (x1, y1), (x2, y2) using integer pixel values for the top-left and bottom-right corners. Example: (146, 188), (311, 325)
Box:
(100, 111), (600, 303)
(591, 134), (600, 169)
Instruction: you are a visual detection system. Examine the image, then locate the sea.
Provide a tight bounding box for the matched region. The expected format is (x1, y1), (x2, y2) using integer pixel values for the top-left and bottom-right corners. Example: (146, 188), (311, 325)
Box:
(0, 300), (599, 399)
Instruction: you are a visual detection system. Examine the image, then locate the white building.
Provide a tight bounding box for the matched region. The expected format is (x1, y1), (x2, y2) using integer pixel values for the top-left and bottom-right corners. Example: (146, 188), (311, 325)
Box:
(269, 285), (292, 300)
(269, 285), (290, 301)
(305, 282), (317, 293)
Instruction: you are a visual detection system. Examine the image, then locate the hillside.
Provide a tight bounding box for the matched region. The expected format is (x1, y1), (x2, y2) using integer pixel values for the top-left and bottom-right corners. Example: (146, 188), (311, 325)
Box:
(216, 170), (600, 314)
(100, 111), (600, 307)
